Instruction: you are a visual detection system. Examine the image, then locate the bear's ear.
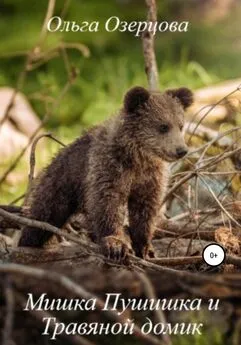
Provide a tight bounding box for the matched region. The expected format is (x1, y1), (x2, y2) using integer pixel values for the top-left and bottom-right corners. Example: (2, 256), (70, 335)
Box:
(166, 87), (193, 109)
(124, 86), (150, 113)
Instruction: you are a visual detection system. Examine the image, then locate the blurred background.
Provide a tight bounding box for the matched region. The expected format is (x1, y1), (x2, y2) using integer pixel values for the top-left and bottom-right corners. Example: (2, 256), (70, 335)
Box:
(0, 0), (241, 202)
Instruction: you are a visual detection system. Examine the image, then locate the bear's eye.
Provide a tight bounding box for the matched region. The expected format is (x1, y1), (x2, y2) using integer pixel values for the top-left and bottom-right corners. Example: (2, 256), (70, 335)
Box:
(159, 124), (170, 134)
(180, 124), (184, 131)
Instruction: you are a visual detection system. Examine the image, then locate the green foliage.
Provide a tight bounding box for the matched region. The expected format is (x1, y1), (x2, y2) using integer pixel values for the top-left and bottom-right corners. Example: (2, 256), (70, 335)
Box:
(0, 124), (81, 205)
(1, 0), (239, 128)
(0, 0), (240, 206)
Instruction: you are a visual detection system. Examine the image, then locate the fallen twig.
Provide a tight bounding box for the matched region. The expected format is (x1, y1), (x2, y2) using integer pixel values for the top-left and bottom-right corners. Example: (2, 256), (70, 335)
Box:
(187, 84), (241, 143)
(149, 256), (203, 266)
(0, 207), (88, 248)
(26, 132), (66, 200)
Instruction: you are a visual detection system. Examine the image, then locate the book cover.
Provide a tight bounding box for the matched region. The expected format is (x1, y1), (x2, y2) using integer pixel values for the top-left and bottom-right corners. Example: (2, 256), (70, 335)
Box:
(0, 1), (241, 344)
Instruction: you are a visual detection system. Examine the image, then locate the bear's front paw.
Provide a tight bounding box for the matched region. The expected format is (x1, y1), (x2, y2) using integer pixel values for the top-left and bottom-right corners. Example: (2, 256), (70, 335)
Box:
(146, 242), (156, 259)
(134, 242), (156, 259)
(101, 236), (129, 263)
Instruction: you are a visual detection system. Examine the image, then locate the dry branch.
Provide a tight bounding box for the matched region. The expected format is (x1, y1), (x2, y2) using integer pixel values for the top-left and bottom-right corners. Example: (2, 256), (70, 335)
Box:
(163, 145), (241, 205)
(1, 247), (241, 299)
(0, 78), (75, 187)
(150, 256), (203, 266)
(25, 132), (66, 200)
(142, 0), (159, 90)
(0, 207), (88, 248)
(188, 84), (241, 143)
(195, 78), (241, 103)
(38, 0), (56, 45)
(185, 122), (237, 148)
(0, 0), (56, 129)
(2, 205), (241, 294)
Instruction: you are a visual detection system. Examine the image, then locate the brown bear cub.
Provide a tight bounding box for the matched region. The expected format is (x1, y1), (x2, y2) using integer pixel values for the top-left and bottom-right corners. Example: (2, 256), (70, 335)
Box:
(18, 86), (193, 260)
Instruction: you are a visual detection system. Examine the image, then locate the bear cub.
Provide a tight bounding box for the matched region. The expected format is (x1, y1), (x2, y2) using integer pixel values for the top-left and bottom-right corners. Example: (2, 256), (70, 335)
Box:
(18, 86), (193, 261)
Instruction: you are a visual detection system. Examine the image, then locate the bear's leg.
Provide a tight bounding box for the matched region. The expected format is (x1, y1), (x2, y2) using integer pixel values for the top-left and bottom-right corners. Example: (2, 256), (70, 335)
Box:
(90, 199), (129, 261)
(128, 181), (160, 259)
(18, 183), (79, 247)
(18, 200), (76, 247)
(86, 173), (131, 262)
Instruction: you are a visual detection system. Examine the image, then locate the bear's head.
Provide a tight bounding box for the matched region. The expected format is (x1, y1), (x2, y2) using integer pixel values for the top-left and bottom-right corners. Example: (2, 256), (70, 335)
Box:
(123, 86), (193, 162)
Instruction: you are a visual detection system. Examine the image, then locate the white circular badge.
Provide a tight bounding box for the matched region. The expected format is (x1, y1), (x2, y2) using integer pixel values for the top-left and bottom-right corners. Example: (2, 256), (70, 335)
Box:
(202, 243), (226, 267)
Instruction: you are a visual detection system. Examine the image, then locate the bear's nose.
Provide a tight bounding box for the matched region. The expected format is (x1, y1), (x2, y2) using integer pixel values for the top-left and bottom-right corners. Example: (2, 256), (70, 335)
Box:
(176, 147), (188, 158)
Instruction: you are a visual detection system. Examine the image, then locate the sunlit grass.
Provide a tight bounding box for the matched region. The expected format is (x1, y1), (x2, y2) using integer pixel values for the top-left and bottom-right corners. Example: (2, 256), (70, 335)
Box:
(0, 125), (82, 205)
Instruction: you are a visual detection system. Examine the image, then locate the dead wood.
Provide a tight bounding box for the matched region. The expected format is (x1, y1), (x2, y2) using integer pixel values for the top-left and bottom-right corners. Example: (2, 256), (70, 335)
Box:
(195, 79), (241, 104)
(142, 0), (159, 90)
(1, 246), (241, 300)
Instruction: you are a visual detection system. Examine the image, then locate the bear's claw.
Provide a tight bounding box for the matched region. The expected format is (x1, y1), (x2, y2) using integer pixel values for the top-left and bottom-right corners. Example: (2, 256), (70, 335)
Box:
(101, 236), (129, 263)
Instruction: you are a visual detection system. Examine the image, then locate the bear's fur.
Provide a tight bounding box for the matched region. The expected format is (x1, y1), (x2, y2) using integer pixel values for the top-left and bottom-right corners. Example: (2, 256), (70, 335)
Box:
(18, 86), (193, 260)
